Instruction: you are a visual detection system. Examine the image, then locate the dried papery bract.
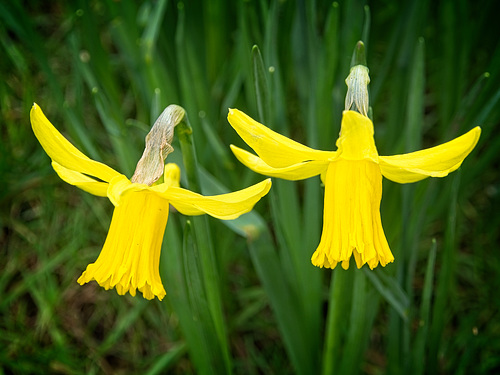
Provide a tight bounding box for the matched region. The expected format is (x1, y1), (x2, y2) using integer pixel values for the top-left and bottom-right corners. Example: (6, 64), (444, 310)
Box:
(345, 65), (370, 117)
(131, 105), (186, 186)
(345, 40), (370, 117)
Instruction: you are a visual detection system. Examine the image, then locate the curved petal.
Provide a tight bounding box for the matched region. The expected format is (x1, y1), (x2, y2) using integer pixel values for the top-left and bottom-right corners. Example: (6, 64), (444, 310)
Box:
(165, 179), (272, 220)
(52, 162), (109, 197)
(106, 175), (144, 206)
(162, 163), (181, 188)
(30, 103), (120, 182)
(227, 108), (335, 168)
(106, 163), (183, 206)
(379, 127), (481, 183)
(231, 145), (330, 180)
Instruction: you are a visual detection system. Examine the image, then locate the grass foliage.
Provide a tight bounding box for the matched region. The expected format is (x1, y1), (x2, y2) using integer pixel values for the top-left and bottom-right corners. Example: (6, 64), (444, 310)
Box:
(1, 0), (500, 374)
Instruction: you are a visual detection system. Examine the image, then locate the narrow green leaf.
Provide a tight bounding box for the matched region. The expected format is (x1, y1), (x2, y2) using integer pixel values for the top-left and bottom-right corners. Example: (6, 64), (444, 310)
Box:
(451, 72), (490, 133)
(177, 112), (232, 374)
(316, 1), (340, 149)
(3, 247), (75, 310)
(145, 342), (187, 375)
(98, 299), (148, 354)
(182, 220), (225, 374)
(92, 88), (136, 175)
(140, 0), (168, 59)
(248, 230), (315, 375)
(364, 268), (410, 321)
(163, 219), (220, 375)
(361, 6), (371, 50)
(252, 45), (271, 125)
(428, 171), (461, 372)
(412, 239), (437, 375)
(405, 37), (425, 152)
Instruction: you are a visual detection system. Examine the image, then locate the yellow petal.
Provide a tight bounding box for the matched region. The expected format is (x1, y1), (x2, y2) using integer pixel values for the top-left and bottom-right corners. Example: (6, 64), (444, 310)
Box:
(106, 163), (182, 207)
(227, 108), (335, 168)
(52, 161), (109, 197)
(230, 145), (330, 180)
(106, 175), (136, 206)
(30, 103), (120, 182)
(78, 190), (168, 300)
(379, 127), (481, 183)
(163, 163), (181, 188)
(164, 179), (272, 220)
(105, 166), (270, 220)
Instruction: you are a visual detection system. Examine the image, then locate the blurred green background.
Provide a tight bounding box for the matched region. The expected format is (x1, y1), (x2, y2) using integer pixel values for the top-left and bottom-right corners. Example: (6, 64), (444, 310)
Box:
(1, 0), (499, 374)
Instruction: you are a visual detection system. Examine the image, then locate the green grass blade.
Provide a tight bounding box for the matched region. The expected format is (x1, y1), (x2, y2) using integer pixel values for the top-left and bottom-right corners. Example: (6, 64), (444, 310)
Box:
(145, 342), (186, 375)
(97, 299), (148, 354)
(361, 6), (371, 49)
(248, 230), (315, 375)
(163, 218), (221, 374)
(428, 171), (461, 372)
(412, 239), (437, 375)
(250, 36), (322, 373)
(364, 269), (409, 321)
(182, 220), (227, 374)
(140, 0), (168, 59)
(252, 45), (271, 125)
(177, 113), (232, 374)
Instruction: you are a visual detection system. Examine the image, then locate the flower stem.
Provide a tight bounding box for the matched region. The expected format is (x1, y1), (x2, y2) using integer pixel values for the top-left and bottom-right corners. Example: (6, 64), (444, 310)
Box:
(322, 269), (349, 375)
(350, 40), (367, 68)
(177, 113), (232, 375)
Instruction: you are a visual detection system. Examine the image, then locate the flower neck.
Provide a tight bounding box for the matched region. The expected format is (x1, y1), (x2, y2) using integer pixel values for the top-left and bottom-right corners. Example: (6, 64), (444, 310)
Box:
(336, 111), (379, 161)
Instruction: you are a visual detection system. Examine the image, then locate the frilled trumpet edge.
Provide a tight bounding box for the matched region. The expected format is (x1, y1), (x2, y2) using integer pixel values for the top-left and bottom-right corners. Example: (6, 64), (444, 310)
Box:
(312, 160), (394, 270)
(78, 191), (169, 300)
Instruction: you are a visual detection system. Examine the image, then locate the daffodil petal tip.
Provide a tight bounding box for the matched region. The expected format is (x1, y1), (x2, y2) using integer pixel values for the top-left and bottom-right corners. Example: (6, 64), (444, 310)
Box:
(379, 126), (481, 183)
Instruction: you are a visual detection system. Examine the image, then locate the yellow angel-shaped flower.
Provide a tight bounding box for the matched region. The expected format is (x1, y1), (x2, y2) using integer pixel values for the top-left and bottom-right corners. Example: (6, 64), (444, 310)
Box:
(31, 104), (271, 300)
(228, 84), (480, 271)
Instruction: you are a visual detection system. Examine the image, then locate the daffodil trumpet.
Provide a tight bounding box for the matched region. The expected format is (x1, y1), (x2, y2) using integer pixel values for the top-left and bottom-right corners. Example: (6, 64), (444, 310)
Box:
(31, 104), (271, 300)
(228, 105), (480, 270)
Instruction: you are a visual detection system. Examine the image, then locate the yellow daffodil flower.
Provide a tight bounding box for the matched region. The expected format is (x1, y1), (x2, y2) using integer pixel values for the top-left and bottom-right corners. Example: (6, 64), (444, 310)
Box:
(31, 103), (271, 300)
(227, 108), (480, 271)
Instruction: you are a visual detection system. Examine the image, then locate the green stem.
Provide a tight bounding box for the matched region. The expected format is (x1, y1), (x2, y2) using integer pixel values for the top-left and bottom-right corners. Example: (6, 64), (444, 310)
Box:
(350, 40), (367, 68)
(322, 269), (349, 375)
(177, 114), (232, 375)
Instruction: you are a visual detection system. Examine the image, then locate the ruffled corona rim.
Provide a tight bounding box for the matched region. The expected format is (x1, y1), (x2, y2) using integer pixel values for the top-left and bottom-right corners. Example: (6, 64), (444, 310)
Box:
(77, 191), (170, 300)
(312, 160), (393, 270)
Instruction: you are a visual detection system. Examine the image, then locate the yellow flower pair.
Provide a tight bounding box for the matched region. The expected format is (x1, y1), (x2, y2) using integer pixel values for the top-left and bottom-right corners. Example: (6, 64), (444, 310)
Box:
(30, 79), (480, 300)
